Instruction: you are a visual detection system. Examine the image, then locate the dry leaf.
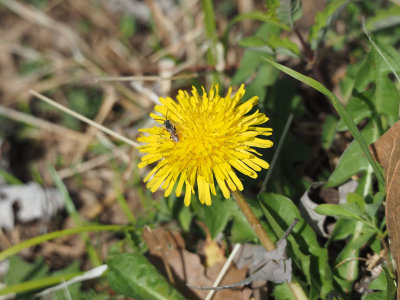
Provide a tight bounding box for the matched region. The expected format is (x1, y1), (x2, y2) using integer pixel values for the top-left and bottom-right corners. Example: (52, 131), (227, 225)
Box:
(369, 120), (400, 186)
(386, 161), (400, 299)
(0, 182), (64, 229)
(369, 120), (400, 299)
(142, 227), (251, 300)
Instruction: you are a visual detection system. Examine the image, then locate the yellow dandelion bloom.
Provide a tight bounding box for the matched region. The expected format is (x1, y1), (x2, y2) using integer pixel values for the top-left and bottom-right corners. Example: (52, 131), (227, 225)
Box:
(137, 84), (273, 206)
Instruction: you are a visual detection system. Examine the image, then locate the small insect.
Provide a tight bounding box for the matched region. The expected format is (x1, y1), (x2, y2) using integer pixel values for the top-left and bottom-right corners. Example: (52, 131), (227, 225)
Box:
(156, 111), (179, 143)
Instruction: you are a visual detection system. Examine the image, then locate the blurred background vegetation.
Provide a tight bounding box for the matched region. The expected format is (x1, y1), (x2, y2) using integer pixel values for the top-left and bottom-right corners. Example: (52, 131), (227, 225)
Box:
(0, 0), (399, 299)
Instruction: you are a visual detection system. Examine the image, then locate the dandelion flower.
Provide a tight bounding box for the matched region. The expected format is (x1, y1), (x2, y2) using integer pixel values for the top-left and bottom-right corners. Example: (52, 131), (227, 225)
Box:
(137, 84), (273, 206)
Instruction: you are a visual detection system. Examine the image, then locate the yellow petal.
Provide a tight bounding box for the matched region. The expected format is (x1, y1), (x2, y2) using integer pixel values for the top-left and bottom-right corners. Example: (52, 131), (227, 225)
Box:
(176, 172), (186, 197)
(184, 183), (192, 206)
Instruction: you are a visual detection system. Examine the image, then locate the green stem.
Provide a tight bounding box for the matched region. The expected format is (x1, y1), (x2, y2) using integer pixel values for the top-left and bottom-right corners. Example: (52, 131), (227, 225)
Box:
(231, 190), (308, 300)
(232, 190), (275, 251)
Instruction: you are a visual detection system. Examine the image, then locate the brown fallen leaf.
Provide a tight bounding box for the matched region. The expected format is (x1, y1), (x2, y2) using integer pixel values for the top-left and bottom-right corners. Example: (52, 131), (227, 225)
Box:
(369, 120), (400, 299)
(369, 120), (400, 188)
(386, 161), (400, 300)
(142, 227), (251, 300)
(196, 221), (225, 267)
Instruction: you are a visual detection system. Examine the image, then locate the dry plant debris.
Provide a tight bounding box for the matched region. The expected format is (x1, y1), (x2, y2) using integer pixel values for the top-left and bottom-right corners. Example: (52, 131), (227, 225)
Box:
(0, 0), (398, 299)
(370, 120), (400, 295)
(0, 182), (64, 229)
(142, 227), (252, 300)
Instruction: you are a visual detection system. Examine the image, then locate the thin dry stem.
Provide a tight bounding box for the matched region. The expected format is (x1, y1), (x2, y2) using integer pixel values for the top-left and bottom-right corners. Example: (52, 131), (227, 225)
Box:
(29, 90), (140, 148)
(0, 104), (87, 141)
(205, 244), (241, 300)
(96, 73), (199, 82)
(58, 146), (129, 179)
(72, 86), (117, 162)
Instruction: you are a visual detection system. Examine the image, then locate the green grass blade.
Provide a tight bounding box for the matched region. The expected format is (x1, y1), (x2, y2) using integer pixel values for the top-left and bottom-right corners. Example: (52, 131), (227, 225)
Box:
(0, 272), (83, 296)
(0, 169), (23, 184)
(49, 166), (102, 266)
(201, 0), (217, 66)
(262, 56), (385, 186)
(115, 186), (136, 224)
(0, 225), (131, 262)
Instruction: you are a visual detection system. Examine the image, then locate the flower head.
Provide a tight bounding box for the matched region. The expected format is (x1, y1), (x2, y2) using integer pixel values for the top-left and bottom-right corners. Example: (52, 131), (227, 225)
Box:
(138, 84), (273, 206)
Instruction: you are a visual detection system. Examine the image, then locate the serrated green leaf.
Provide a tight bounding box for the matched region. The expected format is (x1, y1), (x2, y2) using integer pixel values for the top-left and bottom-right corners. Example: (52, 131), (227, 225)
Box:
(344, 48), (400, 128)
(326, 122), (378, 187)
(107, 253), (188, 300)
(276, 0), (302, 28)
(309, 0), (348, 48)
